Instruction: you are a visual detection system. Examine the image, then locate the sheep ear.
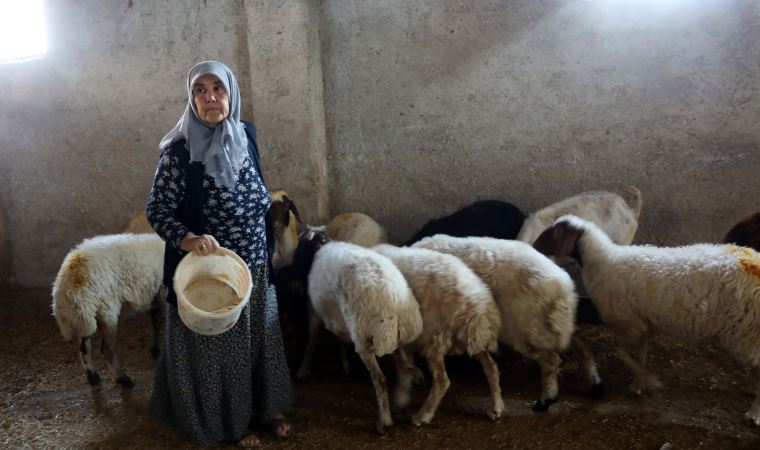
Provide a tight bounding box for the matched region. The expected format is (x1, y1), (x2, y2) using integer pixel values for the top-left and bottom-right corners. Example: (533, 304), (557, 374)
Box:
(532, 227), (555, 255)
(282, 195), (303, 224)
(555, 222), (583, 260)
(270, 201), (289, 226)
(299, 226), (325, 242)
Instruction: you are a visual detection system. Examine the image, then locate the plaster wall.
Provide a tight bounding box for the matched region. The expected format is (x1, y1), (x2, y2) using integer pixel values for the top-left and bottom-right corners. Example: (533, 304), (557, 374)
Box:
(0, 0), (252, 287)
(1, 0), (759, 288)
(245, 0), (330, 224)
(319, 0), (760, 245)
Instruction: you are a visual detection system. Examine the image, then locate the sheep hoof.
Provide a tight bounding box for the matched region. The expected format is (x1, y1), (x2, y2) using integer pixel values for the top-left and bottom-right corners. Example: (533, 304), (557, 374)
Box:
(590, 383), (606, 398)
(411, 412), (430, 426)
(116, 375), (134, 388)
(375, 418), (392, 435)
(150, 345), (160, 359)
(745, 410), (760, 426)
(630, 375), (662, 395)
(646, 376), (663, 391)
(532, 397), (558, 412)
(86, 370), (101, 386)
(488, 397), (505, 421)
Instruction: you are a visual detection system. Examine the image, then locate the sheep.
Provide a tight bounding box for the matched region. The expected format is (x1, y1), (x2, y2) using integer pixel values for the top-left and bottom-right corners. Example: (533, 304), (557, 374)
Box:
(517, 186), (643, 246)
(276, 209), (385, 373)
(533, 214), (760, 425)
(123, 211), (154, 234)
(724, 211), (760, 252)
(270, 190), (302, 270)
(295, 229), (422, 433)
(326, 212), (387, 247)
(403, 200), (526, 246)
(51, 233), (164, 387)
(272, 204), (384, 269)
(372, 244), (503, 425)
(273, 226), (352, 377)
(517, 186), (643, 303)
(413, 235), (603, 411)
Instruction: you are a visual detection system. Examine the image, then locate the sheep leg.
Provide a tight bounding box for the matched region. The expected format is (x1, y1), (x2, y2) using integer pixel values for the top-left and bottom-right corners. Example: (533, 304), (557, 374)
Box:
(294, 310), (322, 381)
(393, 345), (424, 384)
(745, 369), (760, 426)
(616, 332), (661, 395)
(571, 336), (604, 398)
(398, 347), (425, 385)
(339, 341), (350, 376)
(357, 349), (393, 434)
(101, 323), (133, 388)
(391, 348), (415, 410)
(475, 351), (504, 420)
(149, 294), (162, 359)
(79, 336), (100, 386)
(412, 348), (450, 426)
(532, 351), (561, 412)
(637, 335), (650, 367)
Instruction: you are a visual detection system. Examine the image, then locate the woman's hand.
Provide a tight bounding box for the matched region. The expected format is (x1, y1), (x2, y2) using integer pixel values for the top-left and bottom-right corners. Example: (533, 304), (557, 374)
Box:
(180, 233), (220, 256)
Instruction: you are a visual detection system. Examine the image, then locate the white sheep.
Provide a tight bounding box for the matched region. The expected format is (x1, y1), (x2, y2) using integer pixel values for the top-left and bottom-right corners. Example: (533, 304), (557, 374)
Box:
(517, 186), (643, 245)
(298, 231), (422, 433)
(277, 208), (385, 375)
(325, 212), (387, 247)
(372, 244), (503, 425)
(51, 233), (164, 387)
(413, 235), (603, 410)
(517, 186), (643, 300)
(533, 214), (760, 424)
(272, 206), (385, 270)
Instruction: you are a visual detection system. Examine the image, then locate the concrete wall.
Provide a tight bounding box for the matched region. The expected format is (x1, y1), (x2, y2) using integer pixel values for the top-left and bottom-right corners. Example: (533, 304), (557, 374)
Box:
(1, 0), (758, 288)
(0, 0), (253, 287)
(246, 0), (330, 224)
(320, 0), (760, 244)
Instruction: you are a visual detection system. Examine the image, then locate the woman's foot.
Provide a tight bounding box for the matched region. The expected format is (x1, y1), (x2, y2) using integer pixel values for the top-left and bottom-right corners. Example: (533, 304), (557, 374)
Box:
(272, 412), (293, 439)
(237, 433), (261, 448)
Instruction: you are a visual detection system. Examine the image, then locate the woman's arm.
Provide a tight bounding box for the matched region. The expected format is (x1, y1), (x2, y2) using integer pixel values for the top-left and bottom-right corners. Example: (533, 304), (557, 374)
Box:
(145, 145), (191, 250)
(145, 144), (221, 255)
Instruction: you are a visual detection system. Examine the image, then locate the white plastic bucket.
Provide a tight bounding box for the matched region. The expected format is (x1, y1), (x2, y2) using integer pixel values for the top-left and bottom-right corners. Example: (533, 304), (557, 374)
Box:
(174, 247), (253, 336)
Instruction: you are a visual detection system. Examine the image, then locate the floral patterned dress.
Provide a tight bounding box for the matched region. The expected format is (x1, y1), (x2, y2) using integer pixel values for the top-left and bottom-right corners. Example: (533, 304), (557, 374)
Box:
(146, 140), (293, 444)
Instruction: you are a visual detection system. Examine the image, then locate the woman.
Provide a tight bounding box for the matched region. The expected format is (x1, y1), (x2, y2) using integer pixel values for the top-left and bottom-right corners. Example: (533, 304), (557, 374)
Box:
(146, 61), (293, 447)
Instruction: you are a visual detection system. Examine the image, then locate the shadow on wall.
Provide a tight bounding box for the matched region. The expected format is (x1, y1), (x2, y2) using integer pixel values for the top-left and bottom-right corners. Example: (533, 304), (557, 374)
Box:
(318, 0), (568, 239)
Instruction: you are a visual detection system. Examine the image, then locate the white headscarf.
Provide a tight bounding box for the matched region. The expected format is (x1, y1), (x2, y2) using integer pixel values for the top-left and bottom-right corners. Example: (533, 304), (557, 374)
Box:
(159, 61), (248, 190)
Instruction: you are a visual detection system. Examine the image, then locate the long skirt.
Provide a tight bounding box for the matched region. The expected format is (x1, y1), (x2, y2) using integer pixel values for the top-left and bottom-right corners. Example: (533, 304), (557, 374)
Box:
(150, 264), (293, 444)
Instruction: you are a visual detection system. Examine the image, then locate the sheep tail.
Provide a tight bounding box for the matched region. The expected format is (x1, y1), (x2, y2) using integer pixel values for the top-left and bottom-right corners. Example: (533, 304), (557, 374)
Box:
(359, 315), (399, 357)
(52, 251), (97, 342)
(460, 304), (501, 355)
(536, 284), (577, 352)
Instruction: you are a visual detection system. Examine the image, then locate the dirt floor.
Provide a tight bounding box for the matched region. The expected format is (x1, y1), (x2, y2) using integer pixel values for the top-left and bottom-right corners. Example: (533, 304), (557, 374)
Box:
(2, 288), (760, 449)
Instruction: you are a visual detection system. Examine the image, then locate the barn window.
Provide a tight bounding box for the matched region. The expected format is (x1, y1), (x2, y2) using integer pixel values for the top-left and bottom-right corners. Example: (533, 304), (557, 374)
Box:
(0, 0), (48, 63)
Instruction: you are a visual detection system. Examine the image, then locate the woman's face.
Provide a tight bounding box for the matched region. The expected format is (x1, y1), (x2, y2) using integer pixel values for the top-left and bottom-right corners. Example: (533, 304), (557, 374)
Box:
(192, 74), (230, 125)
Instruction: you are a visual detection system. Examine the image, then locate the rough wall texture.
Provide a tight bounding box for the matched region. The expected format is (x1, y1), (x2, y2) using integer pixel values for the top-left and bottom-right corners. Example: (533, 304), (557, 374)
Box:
(0, 0), (251, 287)
(1, 0), (759, 287)
(320, 0), (760, 245)
(246, 0), (330, 225)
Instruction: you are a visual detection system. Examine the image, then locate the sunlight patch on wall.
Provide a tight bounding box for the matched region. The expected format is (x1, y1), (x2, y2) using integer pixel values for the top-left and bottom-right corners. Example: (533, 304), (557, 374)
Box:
(0, 0), (48, 63)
